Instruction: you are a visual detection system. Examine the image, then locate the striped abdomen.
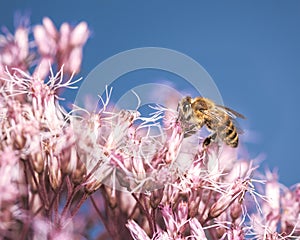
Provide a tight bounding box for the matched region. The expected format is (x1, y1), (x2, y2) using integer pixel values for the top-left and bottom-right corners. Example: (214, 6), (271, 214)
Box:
(206, 114), (239, 148)
(218, 114), (239, 147)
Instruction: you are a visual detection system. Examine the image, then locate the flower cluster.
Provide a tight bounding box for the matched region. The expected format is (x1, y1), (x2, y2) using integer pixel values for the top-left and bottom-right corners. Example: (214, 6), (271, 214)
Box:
(0, 16), (299, 240)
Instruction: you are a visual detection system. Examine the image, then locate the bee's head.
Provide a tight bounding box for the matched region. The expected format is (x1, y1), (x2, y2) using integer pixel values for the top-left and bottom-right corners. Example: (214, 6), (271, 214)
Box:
(176, 96), (193, 124)
(179, 96), (192, 113)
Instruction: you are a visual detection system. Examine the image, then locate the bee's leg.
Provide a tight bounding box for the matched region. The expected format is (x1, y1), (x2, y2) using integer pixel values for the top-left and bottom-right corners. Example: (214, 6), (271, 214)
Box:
(203, 132), (217, 147)
(184, 130), (197, 138)
(183, 124), (197, 138)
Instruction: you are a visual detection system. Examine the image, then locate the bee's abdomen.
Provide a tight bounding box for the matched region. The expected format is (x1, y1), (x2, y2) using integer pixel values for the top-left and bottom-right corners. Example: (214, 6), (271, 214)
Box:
(218, 116), (239, 148)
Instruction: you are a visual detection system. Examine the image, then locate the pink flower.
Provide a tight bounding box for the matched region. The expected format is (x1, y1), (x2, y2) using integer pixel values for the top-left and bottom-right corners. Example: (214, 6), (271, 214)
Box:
(0, 25), (32, 77)
(33, 17), (89, 79)
(208, 178), (251, 219)
(262, 170), (280, 233)
(0, 146), (20, 205)
(280, 185), (300, 237)
(126, 220), (151, 240)
(226, 224), (245, 240)
(189, 218), (207, 240)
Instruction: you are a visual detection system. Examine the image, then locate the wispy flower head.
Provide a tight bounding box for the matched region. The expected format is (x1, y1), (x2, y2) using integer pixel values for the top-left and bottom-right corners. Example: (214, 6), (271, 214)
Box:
(72, 101), (189, 194)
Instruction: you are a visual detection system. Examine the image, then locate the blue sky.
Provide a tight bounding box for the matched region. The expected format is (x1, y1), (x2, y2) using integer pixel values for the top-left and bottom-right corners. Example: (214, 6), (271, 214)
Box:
(1, 1), (300, 186)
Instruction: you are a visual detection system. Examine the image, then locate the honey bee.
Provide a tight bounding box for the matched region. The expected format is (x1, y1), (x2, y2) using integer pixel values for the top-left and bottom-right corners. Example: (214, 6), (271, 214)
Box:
(177, 96), (245, 148)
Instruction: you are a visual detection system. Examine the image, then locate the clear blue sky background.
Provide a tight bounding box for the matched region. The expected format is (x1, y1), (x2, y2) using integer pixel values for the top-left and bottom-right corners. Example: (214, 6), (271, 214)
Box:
(1, 1), (300, 186)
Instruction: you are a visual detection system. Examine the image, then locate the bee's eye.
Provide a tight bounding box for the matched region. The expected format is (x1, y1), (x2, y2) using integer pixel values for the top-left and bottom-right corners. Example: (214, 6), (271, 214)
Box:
(183, 103), (190, 111)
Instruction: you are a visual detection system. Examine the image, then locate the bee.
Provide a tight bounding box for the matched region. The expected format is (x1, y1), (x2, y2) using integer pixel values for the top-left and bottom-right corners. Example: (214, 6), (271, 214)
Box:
(177, 96), (245, 148)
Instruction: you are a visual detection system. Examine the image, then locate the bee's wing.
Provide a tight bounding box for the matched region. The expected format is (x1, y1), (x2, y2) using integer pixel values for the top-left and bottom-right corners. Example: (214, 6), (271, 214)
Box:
(210, 106), (245, 134)
(231, 118), (244, 134)
(204, 107), (227, 131)
(215, 105), (246, 119)
(208, 107), (225, 122)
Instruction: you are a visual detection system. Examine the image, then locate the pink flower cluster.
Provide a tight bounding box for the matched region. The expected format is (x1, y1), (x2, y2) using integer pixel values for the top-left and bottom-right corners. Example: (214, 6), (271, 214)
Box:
(0, 17), (89, 80)
(0, 17), (299, 240)
(33, 17), (89, 79)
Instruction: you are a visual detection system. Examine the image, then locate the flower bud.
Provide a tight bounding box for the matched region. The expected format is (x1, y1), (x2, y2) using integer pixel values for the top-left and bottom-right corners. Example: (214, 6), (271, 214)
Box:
(61, 146), (77, 175)
(29, 171), (40, 193)
(227, 225), (244, 240)
(15, 27), (29, 60)
(72, 160), (86, 185)
(104, 186), (118, 209)
(216, 227), (226, 239)
(177, 201), (188, 224)
(189, 218), (207, 240)
(42, 17), (58, 39)
(85, 179), (102, 194)
(70, 22), (89, 46)
(208, 179), (249, 219)
(14, 133), (26, 150)
(31, 152), (44, 174)
(230, 202), (243, 221)
(48, 156), (62, 190)
(188, 194), (201, 218)
(150, 188), (164, 209)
